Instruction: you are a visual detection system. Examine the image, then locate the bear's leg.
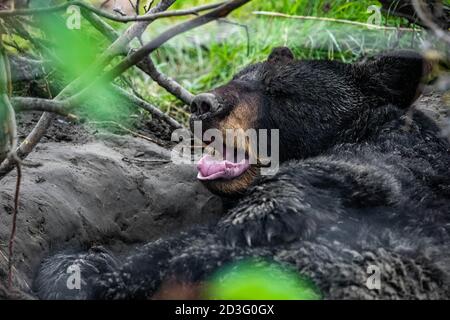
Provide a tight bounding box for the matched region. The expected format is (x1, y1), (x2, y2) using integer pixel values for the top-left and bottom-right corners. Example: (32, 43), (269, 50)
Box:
(35, 225), (450, 299)
(217, 157), (408, 247)
(275, 239), (450, 299)
(90, 227), (218, 299)
(34, 246), (119, 299)
(35, 228), (203, 300)
(95, 230), (450, 300)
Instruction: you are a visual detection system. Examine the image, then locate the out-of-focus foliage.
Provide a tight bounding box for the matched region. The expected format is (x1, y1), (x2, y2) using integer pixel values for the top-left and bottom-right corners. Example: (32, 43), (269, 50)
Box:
(4, 0), (448, 126)
(28, 0), (133, 123)
(205, 260), (321, 300)
(138, 0), (444, 124)
(0, 44), (13, 163)
(173, 0), (411, 23)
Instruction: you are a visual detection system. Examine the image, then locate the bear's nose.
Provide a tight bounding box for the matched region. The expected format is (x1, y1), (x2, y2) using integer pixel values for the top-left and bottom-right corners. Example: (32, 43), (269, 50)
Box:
(190, 93), (219, 116)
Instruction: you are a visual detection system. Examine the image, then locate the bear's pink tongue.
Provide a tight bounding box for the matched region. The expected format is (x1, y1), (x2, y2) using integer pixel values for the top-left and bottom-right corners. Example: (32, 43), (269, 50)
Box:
(197, 154), (250, 181)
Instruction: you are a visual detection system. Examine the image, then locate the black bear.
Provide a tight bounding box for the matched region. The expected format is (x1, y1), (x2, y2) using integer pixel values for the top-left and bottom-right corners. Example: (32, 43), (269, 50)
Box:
(35, 47), (450, 299)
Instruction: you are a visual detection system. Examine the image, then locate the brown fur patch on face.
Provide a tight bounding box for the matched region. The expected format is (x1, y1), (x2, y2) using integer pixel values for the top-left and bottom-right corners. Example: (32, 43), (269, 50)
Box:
(218, 93), (261, 161)
(201, 93), (262, 197)
(220, 94), (260, 131)
(201, 166), (259, 197)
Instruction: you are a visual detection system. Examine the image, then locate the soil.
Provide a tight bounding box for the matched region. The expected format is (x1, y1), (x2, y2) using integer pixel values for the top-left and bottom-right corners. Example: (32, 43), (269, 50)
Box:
(0, 91), (448, 299)
(0, 112), (223, 299)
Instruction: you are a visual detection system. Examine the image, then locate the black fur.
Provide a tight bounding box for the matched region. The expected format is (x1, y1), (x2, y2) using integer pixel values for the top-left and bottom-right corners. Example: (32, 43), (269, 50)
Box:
(35, 48), (450, 299)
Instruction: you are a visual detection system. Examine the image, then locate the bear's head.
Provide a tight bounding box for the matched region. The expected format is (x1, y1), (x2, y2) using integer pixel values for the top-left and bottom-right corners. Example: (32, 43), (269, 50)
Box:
(189, 47), (428, 197)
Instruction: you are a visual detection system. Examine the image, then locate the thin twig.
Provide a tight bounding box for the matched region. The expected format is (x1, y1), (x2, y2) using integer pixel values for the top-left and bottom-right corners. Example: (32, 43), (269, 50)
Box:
(100, 0), (112, 9)
(218, 18), (250, 56)
(135, 0), (141, 15)
(252, 11), (421, 32)
(111, 84), (182, 128)
(81, 9), (194, 106)
(122, 157), (171, 164)
(72, 0), (252, 102)
(0, 0), (251, 180)
(144, 0), (155, 13)
(10, 97), (76, 118)
(7, 163), (21, 289)
(0, 1), (225, 23)
(57, 0), (177, 105)
(137, 57), (195, 105)
(0, 0), (177, 180)
(88, 120), (163, 145)
(80, 7), (119, 42)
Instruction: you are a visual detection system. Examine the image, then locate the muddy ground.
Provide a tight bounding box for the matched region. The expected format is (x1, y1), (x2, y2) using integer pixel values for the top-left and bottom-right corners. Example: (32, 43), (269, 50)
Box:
(0, 91), (448, 299)
(0, 112), (223, 299)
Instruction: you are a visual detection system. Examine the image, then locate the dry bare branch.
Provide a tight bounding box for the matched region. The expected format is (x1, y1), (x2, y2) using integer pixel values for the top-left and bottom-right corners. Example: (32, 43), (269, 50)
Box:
(80, 7), (119, 41)
(252, 11), (420, 32)
(10, 97), (72, 117)
(0, 1), (225, 23)
(81, 8), (194, 105)
(0, 0), (251, 179)
(137, 57), (195, 105)
(74, 0), (252, 101)
(112, 84), (182, 128)
(0, 0), (177, 179)
(12, 91), (179, 130)
(7, 163), (21, 289)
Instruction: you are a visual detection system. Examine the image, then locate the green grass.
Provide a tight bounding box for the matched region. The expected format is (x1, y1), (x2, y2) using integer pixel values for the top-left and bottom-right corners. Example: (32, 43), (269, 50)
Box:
(128, 0), (428, 124)
(16, 1), (436, 126)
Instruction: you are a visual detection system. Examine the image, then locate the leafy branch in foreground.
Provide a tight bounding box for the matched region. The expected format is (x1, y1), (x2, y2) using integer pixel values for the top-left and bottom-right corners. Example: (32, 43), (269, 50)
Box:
(0, 0), (252, 291)
(0, 37), (22, 290)
(0, 0), (251, 180)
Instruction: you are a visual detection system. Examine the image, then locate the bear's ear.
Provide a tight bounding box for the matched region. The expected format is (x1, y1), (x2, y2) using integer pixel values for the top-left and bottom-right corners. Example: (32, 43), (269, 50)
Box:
(263, 47), (296, 95)
(355, 50), (429, 108)
(268, 47), (295, 64)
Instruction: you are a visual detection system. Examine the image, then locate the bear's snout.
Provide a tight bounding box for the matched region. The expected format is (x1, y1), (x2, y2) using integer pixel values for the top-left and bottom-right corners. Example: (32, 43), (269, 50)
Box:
(190, 93), (220, 117)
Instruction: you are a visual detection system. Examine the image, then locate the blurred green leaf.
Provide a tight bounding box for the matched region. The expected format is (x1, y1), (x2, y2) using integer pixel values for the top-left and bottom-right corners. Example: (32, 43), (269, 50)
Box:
(206, 259), (321, 300)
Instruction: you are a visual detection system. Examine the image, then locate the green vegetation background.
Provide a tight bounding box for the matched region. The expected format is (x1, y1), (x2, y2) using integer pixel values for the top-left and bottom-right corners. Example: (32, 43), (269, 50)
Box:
(139, 0), (426, 123)
(17, 1), (440, 124)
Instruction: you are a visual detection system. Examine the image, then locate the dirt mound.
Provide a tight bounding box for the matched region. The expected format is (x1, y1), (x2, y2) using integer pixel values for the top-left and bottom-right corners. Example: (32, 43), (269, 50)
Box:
(0, 119), (222, 298)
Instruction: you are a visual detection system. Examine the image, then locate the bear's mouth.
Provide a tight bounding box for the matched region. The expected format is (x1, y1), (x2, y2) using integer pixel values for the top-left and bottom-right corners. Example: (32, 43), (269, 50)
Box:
(197, 146), (251, 181)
